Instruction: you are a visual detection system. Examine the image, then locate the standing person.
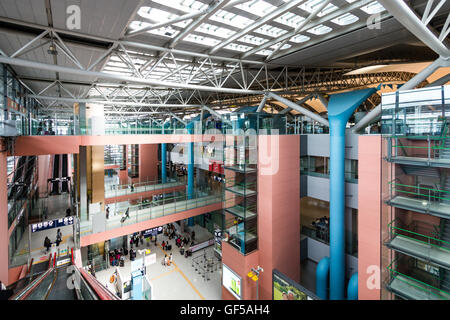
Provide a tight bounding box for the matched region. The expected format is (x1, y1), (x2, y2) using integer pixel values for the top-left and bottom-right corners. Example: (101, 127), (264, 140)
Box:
(106, 206), (110, 219)
(65, 208), (71, 217)
(44, 236), (51, 252)
(169, 253), (173, 264)
(191, 230), (195, 241)
(130, 183), (134, 192)
(56, 229), (62, 246)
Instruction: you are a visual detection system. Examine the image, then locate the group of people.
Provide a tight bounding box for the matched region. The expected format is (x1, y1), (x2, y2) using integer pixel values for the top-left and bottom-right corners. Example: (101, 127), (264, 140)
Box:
(162, 253), (173, 266)
(311, 216), (330, 241)
(43, 229), (63, 252)
(130, 233), (144, 248)
(109, 248), (125, 267)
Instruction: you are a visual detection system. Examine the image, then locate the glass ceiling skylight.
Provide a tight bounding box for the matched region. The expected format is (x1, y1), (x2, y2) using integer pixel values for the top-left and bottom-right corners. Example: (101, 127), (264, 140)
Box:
(195, 23), (234, 39)
(236, 0), (276, 17)
(331, 12), (359, 26)
(254, 25), (287, 38)
(298, 0), (338, 17)
(152, 0), (207, 14)
(360, 1), (386, 14)
(238, 35), (268, 46)
(275, 12), (305, 29)
(210, 10), (254, 29)
(307, 24), (332, 35)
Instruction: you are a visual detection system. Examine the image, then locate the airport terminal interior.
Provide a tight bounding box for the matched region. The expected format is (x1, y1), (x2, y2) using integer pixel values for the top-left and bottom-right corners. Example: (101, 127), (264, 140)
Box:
(0, 0), (449, 301)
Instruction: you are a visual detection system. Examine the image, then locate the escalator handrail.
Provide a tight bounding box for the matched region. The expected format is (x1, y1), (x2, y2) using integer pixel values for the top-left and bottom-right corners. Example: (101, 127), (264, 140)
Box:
(79, 268), (120, 300)
(10, 255), (55, 300)
(25, 258), (34, 277)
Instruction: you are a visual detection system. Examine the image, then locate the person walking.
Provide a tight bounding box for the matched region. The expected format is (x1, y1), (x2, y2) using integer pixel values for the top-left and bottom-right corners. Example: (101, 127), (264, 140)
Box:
(44, 236), (51, 252)
(55, 229), (62, 247)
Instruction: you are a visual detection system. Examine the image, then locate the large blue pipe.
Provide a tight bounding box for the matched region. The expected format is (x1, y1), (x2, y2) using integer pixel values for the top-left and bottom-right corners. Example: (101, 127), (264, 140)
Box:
(186, 122), (195, 226)
(316, 257), (330, 300)
(327, 88), (376, 300)
(347, 273), (358, 300)
(161, 143), (167, 183)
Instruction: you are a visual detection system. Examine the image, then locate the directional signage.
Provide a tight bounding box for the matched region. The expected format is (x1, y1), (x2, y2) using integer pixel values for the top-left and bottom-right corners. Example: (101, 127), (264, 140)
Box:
(31, 216), (74, 233)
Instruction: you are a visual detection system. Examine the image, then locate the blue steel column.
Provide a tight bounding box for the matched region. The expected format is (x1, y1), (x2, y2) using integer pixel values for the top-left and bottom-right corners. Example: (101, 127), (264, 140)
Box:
(318, 88), (376, 300)
(161, 123), (167, 184)
(187, 122), (194, 226)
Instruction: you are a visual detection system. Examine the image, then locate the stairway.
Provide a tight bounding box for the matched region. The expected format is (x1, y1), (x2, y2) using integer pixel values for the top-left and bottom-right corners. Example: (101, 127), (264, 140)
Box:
(439, 123), (450, 160)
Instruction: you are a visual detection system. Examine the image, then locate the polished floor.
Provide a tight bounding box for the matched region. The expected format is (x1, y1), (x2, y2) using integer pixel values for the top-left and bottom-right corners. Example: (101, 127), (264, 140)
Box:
(95, 224), (222, 300)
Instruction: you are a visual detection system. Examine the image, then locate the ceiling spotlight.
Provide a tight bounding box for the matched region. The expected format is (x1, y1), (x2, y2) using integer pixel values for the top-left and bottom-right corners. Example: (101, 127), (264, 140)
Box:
(47, 44), (58, 55)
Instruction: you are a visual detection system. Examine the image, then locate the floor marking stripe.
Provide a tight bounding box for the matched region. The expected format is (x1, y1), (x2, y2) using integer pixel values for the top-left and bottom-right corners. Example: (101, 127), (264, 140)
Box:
(158, 245), (205, 300)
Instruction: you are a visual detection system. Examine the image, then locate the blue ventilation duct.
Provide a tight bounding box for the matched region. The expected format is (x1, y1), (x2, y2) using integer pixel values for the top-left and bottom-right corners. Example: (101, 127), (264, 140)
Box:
(347, 273), (358, 300)
(316, 257), (330, 300)
(315, 88), (376, 300)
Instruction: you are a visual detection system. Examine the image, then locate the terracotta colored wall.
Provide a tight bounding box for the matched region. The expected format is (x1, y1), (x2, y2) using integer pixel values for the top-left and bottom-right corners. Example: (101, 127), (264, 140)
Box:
(8, 265), (23, 285)
(139, 144), (158, 181)
(221, 242), (259, 300)
(358, 135), (382, 300)
(80, 201), (222, 247)
(14, 135), (223, 156)
(257, 135), (300, 300)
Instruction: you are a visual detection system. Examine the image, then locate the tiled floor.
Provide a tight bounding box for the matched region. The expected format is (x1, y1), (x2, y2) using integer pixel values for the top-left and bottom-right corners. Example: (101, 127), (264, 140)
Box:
(95, 225), (222, 300)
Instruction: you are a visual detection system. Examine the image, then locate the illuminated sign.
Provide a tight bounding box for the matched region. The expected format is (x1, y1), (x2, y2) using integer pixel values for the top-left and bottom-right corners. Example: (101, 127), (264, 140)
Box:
(222, 264), (242, 300)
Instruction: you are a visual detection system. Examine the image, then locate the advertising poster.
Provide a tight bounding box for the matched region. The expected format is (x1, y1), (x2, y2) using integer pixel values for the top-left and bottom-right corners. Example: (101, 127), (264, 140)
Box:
(222, 264), (242, 300)
(272, 269), (319, 300)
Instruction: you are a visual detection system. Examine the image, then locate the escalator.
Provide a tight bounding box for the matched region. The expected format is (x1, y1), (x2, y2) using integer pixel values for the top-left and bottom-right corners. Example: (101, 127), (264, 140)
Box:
(16, 156), (36, 199)
(8, 156), (27, 200)
(61, 154), (69, 193)
(8, 249), (120, 300)
(50, 155), (60, 195)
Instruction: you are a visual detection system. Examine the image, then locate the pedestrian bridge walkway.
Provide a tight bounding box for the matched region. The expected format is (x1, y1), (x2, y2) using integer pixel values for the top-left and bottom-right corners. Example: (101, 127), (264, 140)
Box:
(387, 196), (450, 219)
(80, 192), (223, 237)
(104, 180), (185, 199)
(386, 235), (450, 269)
(387, 274), (450, 300)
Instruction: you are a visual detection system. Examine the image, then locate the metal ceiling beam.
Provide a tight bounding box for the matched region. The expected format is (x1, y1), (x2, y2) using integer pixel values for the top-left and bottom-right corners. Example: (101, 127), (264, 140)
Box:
(265, 0), (331, 61)
(0, 55), (263, 94)
(26, 95), (204, 108)
(377, 0), (449, 59)
(209, 0), (304, 54)
(168, 0), (231, 48)
(256, 93), (268, 112)
(268, 92), (329, 126)
(352, 57), (449, 133)
(241, 0), (373, 59)
(0, 16), (268, 66)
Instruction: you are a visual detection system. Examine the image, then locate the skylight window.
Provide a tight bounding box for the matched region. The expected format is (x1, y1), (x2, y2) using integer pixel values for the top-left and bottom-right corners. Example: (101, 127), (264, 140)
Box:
(307, 24), (332, 35)
(210, 10), (254, 29)
(254, 49), (273, 56)
(360, 1), (385, 14)
(195, 23), (234, 39)
(331, 13), (359, 26)
(129, 21), (179, 38)
(151, 0), (207, 14)
(236, 0), (276, 17)
(238, 35), (268, 46)
(298, 0), (338, 17)
(290, 34), (310, 43)
(184, 34), (221, 47)
(275, 12), (305, 29)
(254, 25), (288, 38)
(137, 7), (177, 23)
(270, 43), (291, 51)
(224, 43), (253, 52)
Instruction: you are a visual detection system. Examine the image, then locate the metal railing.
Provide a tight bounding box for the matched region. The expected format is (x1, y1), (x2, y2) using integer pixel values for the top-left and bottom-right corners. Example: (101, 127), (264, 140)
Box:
(388, 181), (450, 204)
(387, 258), (449, 300)
(104, 177), (183, 199)
(80, 187), (223, 236)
